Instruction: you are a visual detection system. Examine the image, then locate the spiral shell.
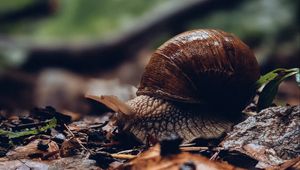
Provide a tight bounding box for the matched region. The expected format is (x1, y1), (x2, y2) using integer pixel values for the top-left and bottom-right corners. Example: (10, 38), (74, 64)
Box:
(137, 29), (260, 111)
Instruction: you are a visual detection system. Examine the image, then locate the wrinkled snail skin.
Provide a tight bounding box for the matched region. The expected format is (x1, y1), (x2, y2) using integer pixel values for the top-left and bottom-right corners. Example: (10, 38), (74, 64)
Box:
(121, 95), (234, 143)
(118, 29), (260, 144)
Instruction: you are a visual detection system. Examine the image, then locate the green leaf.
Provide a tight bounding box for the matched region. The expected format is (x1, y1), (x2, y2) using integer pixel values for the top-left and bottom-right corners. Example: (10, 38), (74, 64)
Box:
(296, 72), (300, 86)
(257, 68), (299, 111)
(256, 68), (299, 89)
(0, 117), (57, 139)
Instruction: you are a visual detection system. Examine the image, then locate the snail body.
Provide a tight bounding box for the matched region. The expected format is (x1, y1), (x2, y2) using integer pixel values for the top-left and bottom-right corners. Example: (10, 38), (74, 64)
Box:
(122, 95), (234, 143)
(89, 29), (260, 143)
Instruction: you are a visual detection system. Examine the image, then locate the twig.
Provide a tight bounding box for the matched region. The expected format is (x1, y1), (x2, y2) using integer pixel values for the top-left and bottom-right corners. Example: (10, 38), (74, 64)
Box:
(180, 146), (222, 152)
(210, 150), (220, 160)
(180, 143), (196, 147)
(13, 119), (53, 130)
(64, 124), (92, 154)
(180, 146), (208, 152)
(89, 121), (109, 129)
(17, 159), (31, 169)
(116, 149), (135, 154)
(110, 153), (136, 160)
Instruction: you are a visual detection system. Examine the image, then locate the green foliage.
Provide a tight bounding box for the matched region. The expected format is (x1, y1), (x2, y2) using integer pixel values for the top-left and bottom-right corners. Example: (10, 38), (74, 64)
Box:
(256, 68), (298, 88)
(188, 0), (296, 40)
(0, 0), (297, 47)
(188, 0), (298, 65)
(0, 118), (57, 139)
(0, 0), (35, 14)
(1, 0), (167, 43)
(256, 68), (299, 111)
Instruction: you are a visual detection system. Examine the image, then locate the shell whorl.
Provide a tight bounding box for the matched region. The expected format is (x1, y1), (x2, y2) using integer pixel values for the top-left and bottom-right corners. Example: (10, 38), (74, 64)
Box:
(123, 95), (234, 143)
(137, 29), (260, 111)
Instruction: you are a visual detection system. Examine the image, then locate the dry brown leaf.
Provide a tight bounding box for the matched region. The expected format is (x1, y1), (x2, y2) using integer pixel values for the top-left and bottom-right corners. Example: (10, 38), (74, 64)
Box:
(0, 157), (100, 170)
(60, 138), (81, 157)
(85, 95), (133, 116)
(118, 144), (243, 170)
(6, 139), (59, 160)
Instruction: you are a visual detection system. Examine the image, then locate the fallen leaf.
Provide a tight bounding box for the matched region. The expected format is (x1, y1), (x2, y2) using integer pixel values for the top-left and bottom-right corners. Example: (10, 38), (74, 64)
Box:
(118, 144), (243, 170)
(60, 138), (81, 157)
(6, 139), (59, 160)
(0, 157), (99, 170)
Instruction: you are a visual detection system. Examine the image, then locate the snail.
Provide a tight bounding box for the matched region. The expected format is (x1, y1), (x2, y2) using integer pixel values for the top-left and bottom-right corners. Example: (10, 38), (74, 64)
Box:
(87, 29), (260, 144)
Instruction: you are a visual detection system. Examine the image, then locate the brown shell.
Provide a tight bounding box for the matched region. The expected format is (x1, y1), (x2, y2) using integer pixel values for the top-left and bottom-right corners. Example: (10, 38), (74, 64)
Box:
(137, 29), (260, 111)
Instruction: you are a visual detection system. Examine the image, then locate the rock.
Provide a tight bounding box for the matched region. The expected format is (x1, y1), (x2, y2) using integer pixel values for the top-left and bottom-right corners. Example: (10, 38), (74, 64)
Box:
(0, 160), (49, 170)
(221, 106), (300, 169)
(0, 157), (98, 170)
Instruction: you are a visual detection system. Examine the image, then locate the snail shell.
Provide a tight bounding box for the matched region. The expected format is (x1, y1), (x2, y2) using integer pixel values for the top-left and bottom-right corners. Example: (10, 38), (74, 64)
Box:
(137, 29), (259, 111)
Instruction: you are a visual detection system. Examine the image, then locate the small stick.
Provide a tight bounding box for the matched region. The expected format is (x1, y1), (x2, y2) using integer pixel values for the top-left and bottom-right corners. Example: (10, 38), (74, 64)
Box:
(17, 159), (31, 169)
(64, 124), (92, 154)
(13, 121), (47, 130)
(180, 146), (222, 152)
(210, 150), (220, 160)
(180, 146), (209, 152)
(111, 153), (137, 160)
(116, 149), (135, 154)
(89, 121), (109, 129)
(180, 143), (196, 147)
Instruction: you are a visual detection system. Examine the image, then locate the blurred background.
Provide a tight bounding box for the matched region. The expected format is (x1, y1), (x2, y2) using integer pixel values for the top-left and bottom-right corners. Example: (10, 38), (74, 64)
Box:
(0, 0), (299, 114)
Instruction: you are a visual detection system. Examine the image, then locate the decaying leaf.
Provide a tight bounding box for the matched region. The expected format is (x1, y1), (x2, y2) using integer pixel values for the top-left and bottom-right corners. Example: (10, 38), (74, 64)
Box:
(221, 105), (300, 169)
(60, 137), (82, 157)
(5, 139), (59, 160)
(118, 144), (243, 170)
(0, 157), (99, 170)
(85, 95), (133, 116)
